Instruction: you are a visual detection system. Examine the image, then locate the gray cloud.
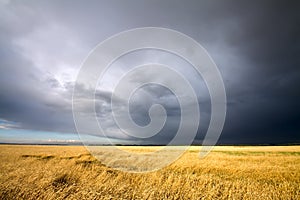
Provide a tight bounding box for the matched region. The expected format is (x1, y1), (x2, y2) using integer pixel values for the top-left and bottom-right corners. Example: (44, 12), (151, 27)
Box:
(0, 0), (299, 144)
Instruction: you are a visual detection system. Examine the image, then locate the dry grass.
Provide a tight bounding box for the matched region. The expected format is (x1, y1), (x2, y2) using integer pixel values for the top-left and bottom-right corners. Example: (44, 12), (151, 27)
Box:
(0, 145), (299, 199)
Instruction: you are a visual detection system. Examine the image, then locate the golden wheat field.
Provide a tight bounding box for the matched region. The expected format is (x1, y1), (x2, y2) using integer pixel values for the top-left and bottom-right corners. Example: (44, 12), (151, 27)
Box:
(0, 145), (299, 199)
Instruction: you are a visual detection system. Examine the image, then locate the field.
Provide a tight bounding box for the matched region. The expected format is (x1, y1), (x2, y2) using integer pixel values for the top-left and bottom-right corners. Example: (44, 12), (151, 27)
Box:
(0, 145), (299, 199)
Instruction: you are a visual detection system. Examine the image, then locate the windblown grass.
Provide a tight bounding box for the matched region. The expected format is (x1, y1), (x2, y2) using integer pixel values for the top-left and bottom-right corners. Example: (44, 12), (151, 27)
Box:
(0, 145), (299, 199)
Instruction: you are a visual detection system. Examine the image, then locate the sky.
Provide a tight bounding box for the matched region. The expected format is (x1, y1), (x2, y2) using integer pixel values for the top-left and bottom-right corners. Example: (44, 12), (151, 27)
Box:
(0, 0), (299, 144)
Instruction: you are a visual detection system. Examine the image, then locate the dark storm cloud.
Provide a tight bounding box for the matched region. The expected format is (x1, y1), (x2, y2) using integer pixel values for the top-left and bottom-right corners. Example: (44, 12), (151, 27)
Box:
(0, 0), (299, 144)
(211, 1), (300, 144)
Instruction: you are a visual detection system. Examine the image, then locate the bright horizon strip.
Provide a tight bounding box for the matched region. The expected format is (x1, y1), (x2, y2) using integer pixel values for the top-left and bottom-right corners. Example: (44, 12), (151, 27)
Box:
(0, 128), (129, 144)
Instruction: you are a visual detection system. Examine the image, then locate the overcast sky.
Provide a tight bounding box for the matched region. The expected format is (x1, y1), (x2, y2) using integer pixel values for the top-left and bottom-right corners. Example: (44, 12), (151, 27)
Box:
(0, 0), (299, 144)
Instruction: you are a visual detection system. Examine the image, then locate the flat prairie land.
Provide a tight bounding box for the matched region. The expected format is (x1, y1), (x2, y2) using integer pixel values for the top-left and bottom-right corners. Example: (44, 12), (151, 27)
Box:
(0, 145), (299, 199)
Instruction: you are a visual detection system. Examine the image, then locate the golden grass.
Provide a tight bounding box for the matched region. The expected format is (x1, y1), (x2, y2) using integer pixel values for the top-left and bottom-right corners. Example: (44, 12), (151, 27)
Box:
(0, 145), (299, 199)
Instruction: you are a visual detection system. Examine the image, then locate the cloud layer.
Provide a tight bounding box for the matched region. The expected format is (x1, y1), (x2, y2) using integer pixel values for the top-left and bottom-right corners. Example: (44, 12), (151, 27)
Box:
(0, 0), (299, 144)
